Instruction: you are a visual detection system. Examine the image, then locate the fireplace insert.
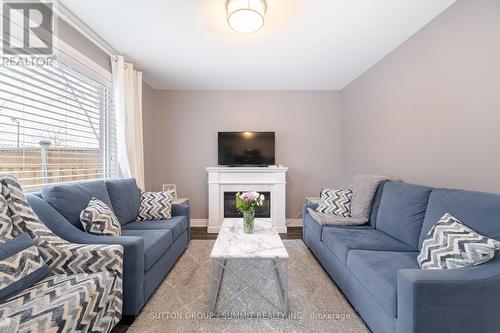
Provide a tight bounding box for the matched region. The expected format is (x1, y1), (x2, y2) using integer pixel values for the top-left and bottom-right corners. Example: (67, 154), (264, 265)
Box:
(224, 191), (271, 218)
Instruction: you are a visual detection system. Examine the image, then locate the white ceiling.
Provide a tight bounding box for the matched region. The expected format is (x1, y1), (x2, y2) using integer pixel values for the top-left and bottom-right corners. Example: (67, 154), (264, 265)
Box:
(60, 0), (455, 90)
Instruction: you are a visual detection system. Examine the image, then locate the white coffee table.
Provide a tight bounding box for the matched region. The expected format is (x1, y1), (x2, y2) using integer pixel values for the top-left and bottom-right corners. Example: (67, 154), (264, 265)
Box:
(210, 218), (289, 317)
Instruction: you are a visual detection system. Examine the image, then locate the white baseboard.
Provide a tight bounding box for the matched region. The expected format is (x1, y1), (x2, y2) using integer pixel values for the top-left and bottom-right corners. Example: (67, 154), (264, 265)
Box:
(286, 218), (303, 227)
(190, 218), (303, 231)
(190, 219), (208, 227)
(207, 226), (219, 234)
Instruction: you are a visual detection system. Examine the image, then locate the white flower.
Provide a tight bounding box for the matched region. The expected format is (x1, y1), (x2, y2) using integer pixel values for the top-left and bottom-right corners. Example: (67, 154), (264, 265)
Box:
(260, 194), (265, 201)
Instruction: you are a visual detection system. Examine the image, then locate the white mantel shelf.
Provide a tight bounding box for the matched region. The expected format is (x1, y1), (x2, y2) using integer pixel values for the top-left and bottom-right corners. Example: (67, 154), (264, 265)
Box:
(206, 166), (288, 233)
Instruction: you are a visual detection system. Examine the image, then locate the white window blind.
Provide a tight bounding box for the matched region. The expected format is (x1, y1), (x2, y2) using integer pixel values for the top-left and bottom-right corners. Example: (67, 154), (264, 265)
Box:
(0, 61), (117, 191)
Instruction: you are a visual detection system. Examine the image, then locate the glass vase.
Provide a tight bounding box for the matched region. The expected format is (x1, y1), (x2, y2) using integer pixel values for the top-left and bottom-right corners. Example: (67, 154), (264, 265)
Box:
(243, 210), (255, 234)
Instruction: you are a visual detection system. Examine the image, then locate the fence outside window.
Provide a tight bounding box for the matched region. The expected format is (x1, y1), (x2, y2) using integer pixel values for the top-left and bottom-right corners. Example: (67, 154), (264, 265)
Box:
(0, 61), (116, 191)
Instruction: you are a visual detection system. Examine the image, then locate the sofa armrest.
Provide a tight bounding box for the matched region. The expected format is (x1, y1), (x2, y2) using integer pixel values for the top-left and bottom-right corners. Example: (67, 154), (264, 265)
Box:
(27, 193), (145, 315)
(46, 242), (123, 275)
(303, 203), (321, 240)
(303, 203), (319, 218)
(397, 258), (500, 333)
(172, 204), (190, 240)
(172, 204), (190, 219)
(47, 242), (123, 319)
(50, 233), (144, 316)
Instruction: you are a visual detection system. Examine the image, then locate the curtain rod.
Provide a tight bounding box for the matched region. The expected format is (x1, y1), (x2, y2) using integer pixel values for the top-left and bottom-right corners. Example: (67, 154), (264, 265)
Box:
(53, 3), (118, 58)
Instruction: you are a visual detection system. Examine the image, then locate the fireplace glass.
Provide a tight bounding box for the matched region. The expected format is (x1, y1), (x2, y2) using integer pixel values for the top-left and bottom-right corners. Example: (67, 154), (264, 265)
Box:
(224, 191), (271, 218)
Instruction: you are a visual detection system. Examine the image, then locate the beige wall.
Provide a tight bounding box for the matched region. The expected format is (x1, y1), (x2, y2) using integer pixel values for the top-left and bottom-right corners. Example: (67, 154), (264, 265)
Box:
(143, 91), (341, 219)
(141, 0), (500, 220)
(340, 0), (500, 193)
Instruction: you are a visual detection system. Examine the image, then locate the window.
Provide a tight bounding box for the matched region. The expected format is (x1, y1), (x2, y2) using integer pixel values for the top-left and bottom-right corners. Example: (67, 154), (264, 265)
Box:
(0, 60), (117, 191)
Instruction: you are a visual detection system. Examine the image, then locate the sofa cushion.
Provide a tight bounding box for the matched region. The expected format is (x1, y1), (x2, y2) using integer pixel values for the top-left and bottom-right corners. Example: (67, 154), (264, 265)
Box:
(347, 250), (420, 317)
(121, 229), (173, 271)
(41, 180), (113, 230)
(105, 179), (141, 225)
(0, 233), (51, 302)
(376, 182), (432, 249)
(321, 228), (414, 264)
(123, 216), (188, 241)
(419, 189), (500, 250)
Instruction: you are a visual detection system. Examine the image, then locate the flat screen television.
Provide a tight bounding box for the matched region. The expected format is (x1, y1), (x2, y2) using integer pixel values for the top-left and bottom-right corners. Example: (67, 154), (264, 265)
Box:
(218, 132), (275, 166)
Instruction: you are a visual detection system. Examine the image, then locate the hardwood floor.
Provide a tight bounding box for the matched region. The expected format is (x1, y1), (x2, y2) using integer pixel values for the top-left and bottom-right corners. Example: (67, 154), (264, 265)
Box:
(280, 227), (303, 239)
(191, 226), (303, 240)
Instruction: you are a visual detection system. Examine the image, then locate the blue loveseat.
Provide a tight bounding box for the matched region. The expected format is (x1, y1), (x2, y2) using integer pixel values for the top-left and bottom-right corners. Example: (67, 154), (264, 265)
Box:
(303, 180), (500, 333)
(26, 178), (190, 317)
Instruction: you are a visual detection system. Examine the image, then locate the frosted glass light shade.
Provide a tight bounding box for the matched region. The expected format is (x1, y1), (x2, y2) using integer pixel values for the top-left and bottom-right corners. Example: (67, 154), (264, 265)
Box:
(226, 0), (266, 34)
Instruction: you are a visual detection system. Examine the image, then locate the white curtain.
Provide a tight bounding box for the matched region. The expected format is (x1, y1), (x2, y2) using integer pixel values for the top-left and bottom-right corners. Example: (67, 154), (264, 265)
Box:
(111, 55), (145, 189)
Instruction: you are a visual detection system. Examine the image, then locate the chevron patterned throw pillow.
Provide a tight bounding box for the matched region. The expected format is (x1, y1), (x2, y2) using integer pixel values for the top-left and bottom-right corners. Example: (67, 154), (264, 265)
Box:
(137, 191), (174, 221)
(80, 198), (121, 236)
(418, 213), (500, 269)
(316, 188), (353, 217)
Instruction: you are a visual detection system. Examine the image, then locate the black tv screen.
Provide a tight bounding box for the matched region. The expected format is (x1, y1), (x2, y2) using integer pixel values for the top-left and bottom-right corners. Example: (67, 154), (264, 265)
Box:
(218, 132), (275, 166)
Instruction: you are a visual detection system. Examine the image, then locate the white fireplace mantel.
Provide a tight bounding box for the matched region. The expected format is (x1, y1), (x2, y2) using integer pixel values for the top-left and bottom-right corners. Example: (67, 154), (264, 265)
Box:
(206, 166), (288, 233)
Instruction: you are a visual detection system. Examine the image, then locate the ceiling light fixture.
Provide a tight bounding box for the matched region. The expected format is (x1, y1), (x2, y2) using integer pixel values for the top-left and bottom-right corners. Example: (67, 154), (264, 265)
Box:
(226, 0), (266, 34)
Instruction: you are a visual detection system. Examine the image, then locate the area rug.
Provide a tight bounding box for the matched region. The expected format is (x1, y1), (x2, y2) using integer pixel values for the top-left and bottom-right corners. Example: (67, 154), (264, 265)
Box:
(128, 240), (369, 333)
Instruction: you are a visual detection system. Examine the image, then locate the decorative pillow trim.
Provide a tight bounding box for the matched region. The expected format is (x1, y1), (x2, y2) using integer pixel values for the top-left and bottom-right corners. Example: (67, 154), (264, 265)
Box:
(418, 213), (500, 269)
(316, 188), (353, 217)
(137, 191), (174, 221)
(80, 198), (121, 236)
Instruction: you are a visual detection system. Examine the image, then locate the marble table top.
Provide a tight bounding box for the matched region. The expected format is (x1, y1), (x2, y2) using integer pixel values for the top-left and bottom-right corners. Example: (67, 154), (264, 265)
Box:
(210, 218), (289, 259)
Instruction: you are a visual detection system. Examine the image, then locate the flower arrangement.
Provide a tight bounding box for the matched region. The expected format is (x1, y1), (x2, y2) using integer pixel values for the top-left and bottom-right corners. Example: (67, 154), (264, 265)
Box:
(235, 191), (265, 213)
(235, 191), (265, 234)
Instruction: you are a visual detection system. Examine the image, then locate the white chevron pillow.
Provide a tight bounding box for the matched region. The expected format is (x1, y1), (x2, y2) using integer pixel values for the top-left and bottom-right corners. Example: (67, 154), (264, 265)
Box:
(418, 213), (500, 269)
(316, 188), (353, 217)
(80, 198), (121, 236)
(137, 191), (174, 221)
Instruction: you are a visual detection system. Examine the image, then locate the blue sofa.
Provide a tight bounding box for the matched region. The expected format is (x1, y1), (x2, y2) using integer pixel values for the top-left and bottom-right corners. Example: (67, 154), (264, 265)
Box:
(303, 180), (500, 333)
(26, 178), (190, 317)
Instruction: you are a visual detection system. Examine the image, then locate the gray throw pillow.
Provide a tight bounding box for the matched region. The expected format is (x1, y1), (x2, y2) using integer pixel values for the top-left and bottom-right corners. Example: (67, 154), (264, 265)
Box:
(418, 213), (500, 269)
(137, 191), (174, 221)
(308, 208), (367, 226)
(80, 198), (121, 236)
(348, 175), (388, 221)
